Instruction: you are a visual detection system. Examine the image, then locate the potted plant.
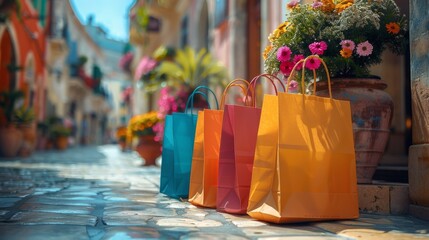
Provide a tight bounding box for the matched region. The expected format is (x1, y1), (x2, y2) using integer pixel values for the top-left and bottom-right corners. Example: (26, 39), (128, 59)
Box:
(48, 123), (71, 150)
(116, 125), (128, 151)
(0, 90), (24, 157)
(127, 111), (162, 166)
(263, 0), (408, 183)
(13, 106), (36, 156)
(139, 46), (228, 142)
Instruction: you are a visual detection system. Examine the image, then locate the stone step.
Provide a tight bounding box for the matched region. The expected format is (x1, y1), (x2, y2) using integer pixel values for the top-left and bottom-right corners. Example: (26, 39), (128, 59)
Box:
(358, 183), (409, 215)
(372, 165), (408, 183)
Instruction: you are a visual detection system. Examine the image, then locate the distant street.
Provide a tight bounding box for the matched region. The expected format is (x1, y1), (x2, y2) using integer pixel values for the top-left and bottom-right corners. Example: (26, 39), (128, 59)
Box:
(0, 145), (428, 240)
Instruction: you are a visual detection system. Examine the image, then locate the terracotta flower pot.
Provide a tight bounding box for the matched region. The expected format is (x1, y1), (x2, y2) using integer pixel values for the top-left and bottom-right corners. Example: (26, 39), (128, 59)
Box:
(16, 123), (36, 157)
(0, 126), (23, 158)
(135, 135), (161, 166)
(55, 136), (69, 150)
(314, 78), (393, 184)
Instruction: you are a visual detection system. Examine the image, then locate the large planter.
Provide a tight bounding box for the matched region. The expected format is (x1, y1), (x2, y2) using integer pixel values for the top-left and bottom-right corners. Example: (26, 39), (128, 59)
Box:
(0, 126), (23, 157)
(16, 123), (37, 157)
(135, 135), (161, 166)
(314, 78), (394, 183)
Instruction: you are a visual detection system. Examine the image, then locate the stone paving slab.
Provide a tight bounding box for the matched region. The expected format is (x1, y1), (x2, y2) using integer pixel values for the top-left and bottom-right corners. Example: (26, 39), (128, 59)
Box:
(0, 145), (428, 240)
(0, 225), (89, 240)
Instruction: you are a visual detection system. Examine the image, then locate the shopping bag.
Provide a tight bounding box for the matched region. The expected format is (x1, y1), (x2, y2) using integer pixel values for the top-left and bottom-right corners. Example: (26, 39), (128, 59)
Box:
(216, 74), (286, 214)
(160, 86), (212, 199)
(247, 55), (359, 223)
(188, 80), (247, 208)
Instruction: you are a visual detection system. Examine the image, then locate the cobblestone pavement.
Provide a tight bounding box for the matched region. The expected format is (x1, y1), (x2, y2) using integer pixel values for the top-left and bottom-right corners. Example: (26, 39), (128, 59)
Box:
(0, 145), (428, 240)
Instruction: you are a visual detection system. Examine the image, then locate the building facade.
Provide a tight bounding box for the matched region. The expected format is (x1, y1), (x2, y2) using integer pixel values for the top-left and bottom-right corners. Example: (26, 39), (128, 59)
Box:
(0, 0), (47, 124)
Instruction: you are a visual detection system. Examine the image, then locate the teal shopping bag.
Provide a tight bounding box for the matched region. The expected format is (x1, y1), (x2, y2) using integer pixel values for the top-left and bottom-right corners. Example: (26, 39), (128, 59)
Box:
(160, 86), (218, 199)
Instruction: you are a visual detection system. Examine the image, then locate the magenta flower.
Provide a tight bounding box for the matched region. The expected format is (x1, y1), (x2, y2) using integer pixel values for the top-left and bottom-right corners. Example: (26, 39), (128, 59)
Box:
(279, 61), (295, 76)
(293, 54), (305, 70)
(356, 41), (373, 56)
(309, 41), (328, 55)
(276, 46), (292, 62)
(340, 40), (355, 51)
(305, 57), (322, 70)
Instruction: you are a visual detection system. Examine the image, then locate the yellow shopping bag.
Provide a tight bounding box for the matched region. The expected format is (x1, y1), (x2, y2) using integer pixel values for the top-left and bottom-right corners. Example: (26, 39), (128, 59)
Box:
(247, 55), (359, 223)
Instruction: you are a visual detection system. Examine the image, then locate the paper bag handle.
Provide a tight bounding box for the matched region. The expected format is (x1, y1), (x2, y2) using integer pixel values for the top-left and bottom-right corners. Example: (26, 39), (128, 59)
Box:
(247, 73), (286, 107)
(285, 55), (332, 98)
(185, 85), (219, 114)
(220, 79), (250, 109)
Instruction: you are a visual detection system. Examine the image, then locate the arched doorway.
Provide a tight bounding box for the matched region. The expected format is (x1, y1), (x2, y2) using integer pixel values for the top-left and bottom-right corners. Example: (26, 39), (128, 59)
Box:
(0, 29), (17, 92)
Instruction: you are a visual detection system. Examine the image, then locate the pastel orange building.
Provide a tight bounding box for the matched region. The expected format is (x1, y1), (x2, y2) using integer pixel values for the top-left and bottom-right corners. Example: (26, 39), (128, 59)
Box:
(0, 0), (47, 125)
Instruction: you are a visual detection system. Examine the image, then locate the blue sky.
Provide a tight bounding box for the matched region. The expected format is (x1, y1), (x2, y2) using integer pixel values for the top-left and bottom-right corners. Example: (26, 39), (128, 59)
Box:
(70, 0), (136, 42)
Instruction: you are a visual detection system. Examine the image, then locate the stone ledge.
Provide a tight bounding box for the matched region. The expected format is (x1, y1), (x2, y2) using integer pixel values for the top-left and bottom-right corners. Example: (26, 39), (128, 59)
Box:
(410, 204), (429, 221)
(358, 183), (409, 215)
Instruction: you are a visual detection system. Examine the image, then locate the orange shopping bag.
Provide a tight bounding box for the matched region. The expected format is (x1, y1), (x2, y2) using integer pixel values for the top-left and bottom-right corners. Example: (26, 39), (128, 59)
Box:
(188, 80), (248, 208)
(247, 55), (359, 223)
(216, 74), (285, 214)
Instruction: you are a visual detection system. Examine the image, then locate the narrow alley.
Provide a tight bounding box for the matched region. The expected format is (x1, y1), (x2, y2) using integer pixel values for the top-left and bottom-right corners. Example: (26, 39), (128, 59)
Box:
(0, 145), (428, 240)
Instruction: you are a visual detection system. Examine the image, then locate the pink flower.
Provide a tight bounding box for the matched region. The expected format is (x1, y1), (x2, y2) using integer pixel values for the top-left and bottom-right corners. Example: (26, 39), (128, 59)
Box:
(134, 56), (158, 81)
(293, 54), (305, 70)
(312, 0), (323, 8)
(356, 41), (373, 56)
(340, 40), (355, 51)
(309, 41), (328, 55)
(276, 46), (292, 62)
(279, 61), (295, 75)
(288, 80), (299, 92)
(287, 0), (300, 9)
(305, 57), (321, 70)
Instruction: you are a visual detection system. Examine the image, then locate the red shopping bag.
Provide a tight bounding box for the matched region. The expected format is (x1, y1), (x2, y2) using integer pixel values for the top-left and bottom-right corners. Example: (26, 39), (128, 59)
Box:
(188, 80), (248, 208)
(216, 74), (285, 214)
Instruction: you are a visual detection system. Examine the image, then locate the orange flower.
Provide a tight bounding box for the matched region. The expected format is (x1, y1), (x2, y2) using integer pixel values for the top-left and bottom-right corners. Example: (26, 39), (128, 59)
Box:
(386, 22), (400, 34)
(320, 0), (335, 12)
(340, 48), (353, 58)
(335, 0), (354, 13)
(127, 111), (161, 137)
(263, 45), (272, 60)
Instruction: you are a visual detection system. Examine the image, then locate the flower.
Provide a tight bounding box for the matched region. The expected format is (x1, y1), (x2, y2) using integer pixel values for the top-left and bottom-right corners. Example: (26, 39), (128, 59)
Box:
(116, 126), (127, 141)
(340, 48), (353, 58)
(356, 41), (373, 56)
(264, 0), (408, 80)
(309, 41), (327, 55)
(276, 46), (292, 62)
(340, 40), (355, 51)
(153, 86), (190, 142)
(305, 57), (322, 70)
(127, 111), (161, 138)
(386, 22), (400, 34)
